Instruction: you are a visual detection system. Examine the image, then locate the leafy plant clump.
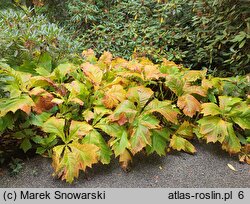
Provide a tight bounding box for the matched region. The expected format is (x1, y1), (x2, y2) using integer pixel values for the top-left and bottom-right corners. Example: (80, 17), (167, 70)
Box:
(0, 50), (249, 183)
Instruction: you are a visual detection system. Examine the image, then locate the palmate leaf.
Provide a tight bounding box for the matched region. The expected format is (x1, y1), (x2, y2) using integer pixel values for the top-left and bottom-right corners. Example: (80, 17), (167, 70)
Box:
(119, 149), (132, 171)
(0, 94), (35, 117)
(184, 85), (207, 97)
(42, 117), (65, 142)
(219, 96), (242, 113)
(230, 102), (250, 130)
(201, 103), (221, 116)
(50, 63), (74, 81)
(69, 120), (93, 139)
(109, 100), (137, 125)
(82, 129), (112, 164)
(0, 113), (14, 131)
(144, 99), (179, 124)
(177, 94), (201, 117)
(176, 121), (194, 140)
(81, 62), (103, 86)
(102, 85), (126, 109)
(95, 120), (130, 157)
(183, 69), (207, 82)
(126, 86), (154, 109)
(130, 114), (160, 154)
(98, 51), (113, 67)
(65, 80), (89, 106)
(143, 65), (166, 80)
(146, 128), (170, 156)
(222, 123), (241, 154)
(169, 135), (196, 154)
(31, 90), (56, 114)
(197, 116), (228, 143)
(165, 76), (184, 96)
(52, 142), (99, 183)
(110, 130), (130, 157)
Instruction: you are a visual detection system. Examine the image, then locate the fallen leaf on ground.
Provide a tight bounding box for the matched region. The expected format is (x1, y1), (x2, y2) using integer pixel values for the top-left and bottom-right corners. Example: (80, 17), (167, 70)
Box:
(227, 163), (237, 171)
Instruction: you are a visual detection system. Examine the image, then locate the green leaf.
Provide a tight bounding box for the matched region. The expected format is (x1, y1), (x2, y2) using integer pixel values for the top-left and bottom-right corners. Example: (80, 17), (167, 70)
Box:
(82, 130), (112, 164)
(130, 115), (160, 154)
(230, 103), (250, 130)
(176, 121), (193, 139)
(35, 67), (51, 76)
(0, 113), (14, 131)
(29, 112), (52, 126)
(197, 116), (228, 143)
(36, 147), (46, 155)
(95, 119), (130, 157)
(0, 94), (34, 117)
(20, 138), (32, 153)
(219, 96), (242, 113)
(201, 103), (221, 116)
(110, 130), (130, 157)
(222, 123), (241, 154)
(93, 106), (112, 125)
(165, 76), (184, 96)
(42, 117), (65, 142)
(146, 128), (170, 156)
(37, 52), (52, 73)
(51, 63), (73, 81)
(170, 135), (196, 154)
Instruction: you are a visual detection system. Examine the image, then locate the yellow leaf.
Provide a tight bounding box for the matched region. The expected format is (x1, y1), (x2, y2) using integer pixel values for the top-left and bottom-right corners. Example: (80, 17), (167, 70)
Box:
(183, 69), (207, 82)
(51, 98), (64, 105)
(52, 143), (99, 183)
(119, 149), (132, 171)
(81, 62), (103, 86)
(98, 51), (112, 66)
(170, 135), (196, 154)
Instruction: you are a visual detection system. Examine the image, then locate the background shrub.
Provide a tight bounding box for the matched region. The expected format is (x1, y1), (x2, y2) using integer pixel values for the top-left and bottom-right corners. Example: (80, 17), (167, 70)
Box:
(43, 0), (249, 76)
(0, 7), (79, 67)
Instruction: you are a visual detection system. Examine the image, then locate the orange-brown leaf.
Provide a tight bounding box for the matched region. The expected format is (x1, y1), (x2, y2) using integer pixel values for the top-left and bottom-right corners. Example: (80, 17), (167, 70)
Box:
(143, 65), (166, 80)
(33, 92), (55, 114)
(177, 94), (201, 117)
(102, 85), (126, 109)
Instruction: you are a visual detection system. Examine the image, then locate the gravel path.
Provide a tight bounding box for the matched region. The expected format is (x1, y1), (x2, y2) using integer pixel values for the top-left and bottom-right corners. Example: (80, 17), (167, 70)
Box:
(0, 141), (249, 188)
